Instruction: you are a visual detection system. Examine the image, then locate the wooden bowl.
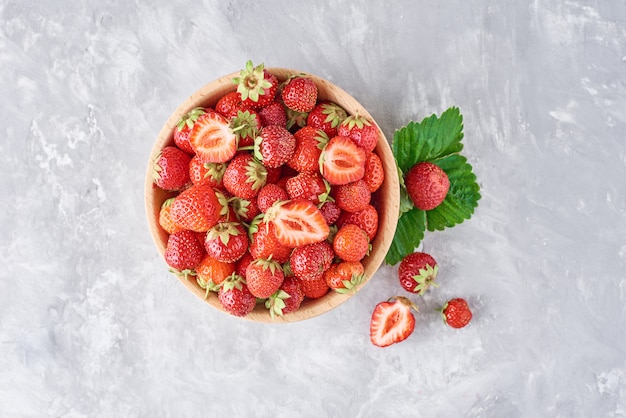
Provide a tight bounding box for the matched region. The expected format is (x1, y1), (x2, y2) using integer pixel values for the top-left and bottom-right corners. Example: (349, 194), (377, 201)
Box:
(145, 67), (400, 322)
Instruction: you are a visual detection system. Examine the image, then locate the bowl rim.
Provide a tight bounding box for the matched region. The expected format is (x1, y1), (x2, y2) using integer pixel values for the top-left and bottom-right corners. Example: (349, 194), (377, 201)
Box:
(145, 67), (400, 322)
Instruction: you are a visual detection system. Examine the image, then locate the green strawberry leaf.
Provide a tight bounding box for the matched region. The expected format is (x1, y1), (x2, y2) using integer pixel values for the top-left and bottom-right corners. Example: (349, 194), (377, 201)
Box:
(386, 107), (480, 265)
(385, 208), (426, 265)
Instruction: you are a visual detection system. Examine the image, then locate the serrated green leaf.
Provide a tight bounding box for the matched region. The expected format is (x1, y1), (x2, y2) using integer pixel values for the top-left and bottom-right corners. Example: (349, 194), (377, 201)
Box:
(385, 208), (426, 265)
(392, 107), (464, 173)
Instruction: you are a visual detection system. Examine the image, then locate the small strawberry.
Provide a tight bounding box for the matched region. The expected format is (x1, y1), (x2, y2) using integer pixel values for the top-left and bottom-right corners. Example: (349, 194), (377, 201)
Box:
(258, 100), (287, 127)
(336, 204), (379, 241)
(337, 114), (378, 153)
(297, 275), (329, 299)
(405, 162), (450, 211)
(232, 60), (278, 110)
(188, 156), (226, 188)
(370, 296), (418, 347)
(289, 241), (334, 280)
(320, 136), (366, 185)
(249, 220), (293, 263)
(363, 152), (385, 193)
(164, 229), (206, 275)
(324, 261), (365, 293)
(218, 273), (257, 317)
(173, 107), (207, 154)
(246, 258), (285, 299)
(265, 276), (304, 318)
(257, 183), (289, 213)
(398, 251), (439, 295)
(170, 184), (222, 232)
(189, 110), (238, 163)
(288, 127), (328, 173)
(204, 222), (249, 263)
(334, 179), (371, 213)
(230, 109), (261, 149)
(306, 101), (347, 138)
(159, 198), (184, 235)
(333, 224), (369, 263)
(281, 75), (318, 113)
(318, 201), (341, 225)
(439, 298), (472, 329)
(264, 199), (330, 247)
(152, 146), (192, 191)
(195, 254), (236, 298)
(215, 91), (247, 118)
(223, 153), (267, 199)
(255, 125), (296, 168)
(285, 171), (328, 205)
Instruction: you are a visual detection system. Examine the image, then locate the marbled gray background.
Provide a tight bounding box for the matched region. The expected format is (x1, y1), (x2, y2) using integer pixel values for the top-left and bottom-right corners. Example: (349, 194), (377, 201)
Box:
(1, 0), (625, 416)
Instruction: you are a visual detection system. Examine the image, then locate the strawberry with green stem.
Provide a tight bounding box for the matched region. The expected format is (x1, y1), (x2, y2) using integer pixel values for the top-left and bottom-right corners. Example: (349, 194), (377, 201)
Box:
(232, 60), (278, 110)
(254, 125), (296, 168)
(218, 273), (257, 317)
(338, 114), (378, 153)
(152, 146), (191, 191)
(397, 251), (439, 295)
(306, 101), (347, 138)
(204, 222), (249, 263)
(223, 153), (267, 199)
(325, 261), (366, 294)
(246, 258), (285, 299)
(169, 184), (222, 232)
(438, 298), (472, 328)
(265, 276), (304, 319)
(174, 107), (207, 154)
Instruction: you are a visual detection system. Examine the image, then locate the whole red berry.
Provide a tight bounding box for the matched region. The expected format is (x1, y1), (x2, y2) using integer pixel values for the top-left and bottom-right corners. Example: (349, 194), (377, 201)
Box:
(440, 298), (472, 328)
(152, 146), (191, 191)
(405, 162), (450, 211)
(398, 252), (438, 294)
(164, 230), (205, 272)
(282, 76), (318, 113)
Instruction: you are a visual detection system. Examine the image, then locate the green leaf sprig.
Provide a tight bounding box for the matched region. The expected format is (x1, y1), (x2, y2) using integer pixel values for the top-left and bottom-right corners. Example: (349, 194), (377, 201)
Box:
(385, 107), (481, 265)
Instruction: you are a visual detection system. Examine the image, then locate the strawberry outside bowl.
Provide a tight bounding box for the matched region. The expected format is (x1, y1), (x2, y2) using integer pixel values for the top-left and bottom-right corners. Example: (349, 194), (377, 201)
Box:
(144, 67), (400, 322)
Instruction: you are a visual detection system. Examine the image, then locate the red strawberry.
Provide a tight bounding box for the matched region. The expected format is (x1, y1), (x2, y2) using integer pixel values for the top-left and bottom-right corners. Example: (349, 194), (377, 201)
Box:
(164, 230), (205, 274)
(289, 241), (334, 280)
(334, 179), (371, 213)
(195, 254), (236, 297)
(232, 61), (278, 110)
(281, 75), (318, 113)
(370, 296), (417, 347)
(170, 184), (221, 232)
(265, 276), (304, 318)
(439, 298), (472, 328)
(189, 156), (226, 188)
(337, 114), (378, 152)
(257, 183), (289, 213)
(258, 100), (287, 127)
(363, 152), (385, 193)
(405, 162), (450, 211)
(288, 127), (328, 173)
(189, 110), (238, 163)
(398, 251), (439, 295)
(324, 261), (365, 293)
(320, 136), (366, 185)
(230, 109), (261, 149)
(306, 101), (347, 138)
(265, 166), (283, 185)
(223, 153), (267, 199)
(215, 92), (246, 118)
(336, 204), (379, 241)
(204, 222), (249, 263)
(255, 125), (296, 168)
(246, 258), (284, 299)
(173, 107), (207, 154)
(333, 224), (369, 263)
(152, 146), (191, 191)
(297, 275), (329, 299)
(218, 273), (257, 317)
(318, 201), (341, 225)
(249, 220), (293, 263)
(285, 171), (328, 205)
(230, 196), (261, 223)
(265, 199), (330, 247)
(159, 198), (184, 235)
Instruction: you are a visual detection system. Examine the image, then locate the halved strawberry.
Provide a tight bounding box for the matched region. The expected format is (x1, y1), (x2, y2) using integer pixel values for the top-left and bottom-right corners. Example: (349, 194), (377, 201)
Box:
(320, 136), (366, 185)
(265, 199), (330, 247)
(370, 296), (417, 347)
(189, 111), (238, 163)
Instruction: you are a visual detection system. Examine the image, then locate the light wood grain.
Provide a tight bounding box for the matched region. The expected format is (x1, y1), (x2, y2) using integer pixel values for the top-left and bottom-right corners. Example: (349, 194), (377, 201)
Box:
(144, 68), (400, 322)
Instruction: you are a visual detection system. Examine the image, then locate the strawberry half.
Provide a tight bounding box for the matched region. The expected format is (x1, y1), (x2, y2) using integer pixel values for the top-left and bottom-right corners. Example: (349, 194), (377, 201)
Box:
(370, 296), (417, 347)
(265, 199), (330, 247)
(320, 136), (366, 185)
(189, 110), (238, 163)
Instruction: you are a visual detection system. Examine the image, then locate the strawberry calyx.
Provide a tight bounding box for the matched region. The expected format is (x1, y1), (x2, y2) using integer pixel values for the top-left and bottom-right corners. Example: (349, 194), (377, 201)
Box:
(176, 107), (207, 131)
(245, 157), (268, 193)
(388, 296), (419, 312)
(333, 272), (367, 294)
(411, 264), (439, 295)
(232, 60), (273, 103)
(231, 110), (259, 142)
(203, 162), (227, 183)
(206, 221), (242, 246)
(265, 289), (291, 319)
(286, 108), (308, 131)
(221, 272), (246, 292)
(320, 103), (348, 128)
(341, 113), (372, 130)
(169, 268), (197, 282)
(196, 276), (223, 299)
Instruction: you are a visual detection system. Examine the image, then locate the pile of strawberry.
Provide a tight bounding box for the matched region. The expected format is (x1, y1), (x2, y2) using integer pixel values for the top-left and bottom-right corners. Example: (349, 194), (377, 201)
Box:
(152, 61), (385, 318)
